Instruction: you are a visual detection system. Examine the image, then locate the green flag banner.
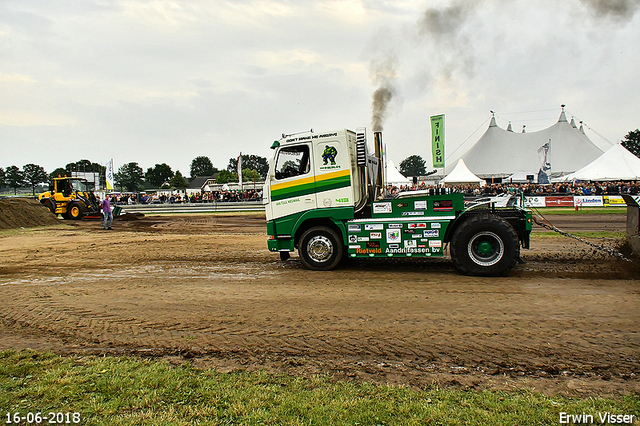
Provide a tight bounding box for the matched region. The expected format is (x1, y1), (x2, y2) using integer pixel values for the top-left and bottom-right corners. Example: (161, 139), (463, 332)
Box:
(431, 114), (445, 168)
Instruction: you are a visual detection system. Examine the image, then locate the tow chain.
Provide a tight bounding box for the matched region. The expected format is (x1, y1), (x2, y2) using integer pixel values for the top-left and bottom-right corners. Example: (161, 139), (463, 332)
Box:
(530, 210), (632, 263)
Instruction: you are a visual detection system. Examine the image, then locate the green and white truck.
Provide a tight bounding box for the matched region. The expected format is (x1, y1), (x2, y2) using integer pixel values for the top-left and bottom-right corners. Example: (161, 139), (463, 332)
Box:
(264, 128), (532, 276)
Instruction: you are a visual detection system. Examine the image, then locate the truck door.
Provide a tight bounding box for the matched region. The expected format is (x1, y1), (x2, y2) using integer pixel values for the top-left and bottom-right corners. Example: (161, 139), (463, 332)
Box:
(313, 134), (352, 210)
(269, 143), (316, 221)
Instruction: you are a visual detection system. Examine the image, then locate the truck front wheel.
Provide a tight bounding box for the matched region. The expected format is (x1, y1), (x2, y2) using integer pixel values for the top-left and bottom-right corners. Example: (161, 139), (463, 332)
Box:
(450, 214), (519, 276)
(299, 226), (344, 271)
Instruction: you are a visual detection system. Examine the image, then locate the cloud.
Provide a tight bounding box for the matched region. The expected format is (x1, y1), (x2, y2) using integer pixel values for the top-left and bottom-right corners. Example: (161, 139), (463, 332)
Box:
(0, 73), (37, 83)
(579, 0), (640, 21)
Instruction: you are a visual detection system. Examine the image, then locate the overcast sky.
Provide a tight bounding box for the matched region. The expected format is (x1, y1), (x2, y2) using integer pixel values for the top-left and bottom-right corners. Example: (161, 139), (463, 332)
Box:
(2, 0), (639, 177)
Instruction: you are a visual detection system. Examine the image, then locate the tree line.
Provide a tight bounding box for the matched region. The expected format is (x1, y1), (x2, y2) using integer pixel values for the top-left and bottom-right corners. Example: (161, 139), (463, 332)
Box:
(0, 154), (269, 194)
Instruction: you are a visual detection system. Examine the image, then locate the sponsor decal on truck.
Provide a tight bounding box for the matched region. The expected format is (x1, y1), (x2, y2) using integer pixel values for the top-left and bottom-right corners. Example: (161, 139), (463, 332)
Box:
(373, 202), (392, 214)
(365, 224), (384, 231)
(386, 229), (401, 243)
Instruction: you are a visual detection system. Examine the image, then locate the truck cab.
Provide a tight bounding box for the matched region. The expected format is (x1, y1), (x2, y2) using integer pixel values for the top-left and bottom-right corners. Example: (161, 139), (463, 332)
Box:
(265, 130), (365, 256)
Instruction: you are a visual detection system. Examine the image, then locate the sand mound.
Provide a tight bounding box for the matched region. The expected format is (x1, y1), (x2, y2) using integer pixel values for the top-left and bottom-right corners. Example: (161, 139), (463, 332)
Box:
(0, 197), (60, 230)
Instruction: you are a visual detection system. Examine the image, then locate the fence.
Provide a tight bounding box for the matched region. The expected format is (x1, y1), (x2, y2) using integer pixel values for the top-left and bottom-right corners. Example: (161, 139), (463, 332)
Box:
(121, 201), (265, 214)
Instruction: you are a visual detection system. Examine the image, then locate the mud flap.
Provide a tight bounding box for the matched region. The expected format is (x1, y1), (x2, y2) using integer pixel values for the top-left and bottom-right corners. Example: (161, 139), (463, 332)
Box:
(279, 251), (291, 261)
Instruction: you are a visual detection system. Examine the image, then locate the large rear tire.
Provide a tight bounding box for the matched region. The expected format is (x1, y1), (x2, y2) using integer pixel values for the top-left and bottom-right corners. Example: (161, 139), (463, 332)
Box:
(298, 226), (344, 271)
(450, 213), (519, 276)
(67, 202), (84, 220)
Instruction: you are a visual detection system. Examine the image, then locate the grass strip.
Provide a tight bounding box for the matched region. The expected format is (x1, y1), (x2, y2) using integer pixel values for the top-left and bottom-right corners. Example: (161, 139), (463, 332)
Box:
(1, 350), (638, 426)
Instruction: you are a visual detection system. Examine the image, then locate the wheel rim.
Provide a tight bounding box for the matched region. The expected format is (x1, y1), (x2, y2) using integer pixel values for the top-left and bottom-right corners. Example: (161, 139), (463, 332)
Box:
(467, 231), (504, 266)
(306, 235), (334, 263)
(71, 206), (80, 217)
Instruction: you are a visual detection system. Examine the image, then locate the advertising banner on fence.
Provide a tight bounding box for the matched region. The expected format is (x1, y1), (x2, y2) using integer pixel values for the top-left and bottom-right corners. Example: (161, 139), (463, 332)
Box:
(604, 196), (625, 206)
(524, 197), (546, 207)
(523, 195), (638, 208)
(574, 196), (603, 207)
(545, 196), (574, 207)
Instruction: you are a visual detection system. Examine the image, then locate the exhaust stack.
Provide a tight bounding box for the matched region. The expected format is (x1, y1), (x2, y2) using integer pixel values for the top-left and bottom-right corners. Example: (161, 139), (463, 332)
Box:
(374, 131), (386, 200)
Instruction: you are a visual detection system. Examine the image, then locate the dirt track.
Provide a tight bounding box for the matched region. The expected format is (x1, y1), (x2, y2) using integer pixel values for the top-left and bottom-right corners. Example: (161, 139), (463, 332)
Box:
(0, 212), (638, 396)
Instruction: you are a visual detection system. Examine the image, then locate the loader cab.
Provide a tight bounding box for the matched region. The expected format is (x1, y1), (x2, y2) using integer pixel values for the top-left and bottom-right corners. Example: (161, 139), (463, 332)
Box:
(53, 177), (90, 197)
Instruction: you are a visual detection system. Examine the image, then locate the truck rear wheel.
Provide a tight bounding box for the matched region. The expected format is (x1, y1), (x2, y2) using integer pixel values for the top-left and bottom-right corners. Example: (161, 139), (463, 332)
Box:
(299, 226), (343, 271)
(450, 213), (519, 276)
(67, 202), (84, 220)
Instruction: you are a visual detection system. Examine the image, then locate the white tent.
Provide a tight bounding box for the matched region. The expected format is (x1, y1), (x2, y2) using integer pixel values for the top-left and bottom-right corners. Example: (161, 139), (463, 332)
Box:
(560, 143), (640, 181)
(458, 108), (609, 179)
(441, 159), (484, 185)
(386, 159), (411, 186)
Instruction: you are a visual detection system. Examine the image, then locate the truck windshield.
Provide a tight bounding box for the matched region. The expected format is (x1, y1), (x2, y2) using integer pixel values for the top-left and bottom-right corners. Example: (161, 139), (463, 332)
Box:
(274, 146), (310, 180)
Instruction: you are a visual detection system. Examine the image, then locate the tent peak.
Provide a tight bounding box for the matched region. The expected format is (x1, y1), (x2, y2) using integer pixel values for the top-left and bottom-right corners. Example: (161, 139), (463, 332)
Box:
(570, 117), (577, 128)
(489, 112), (497, 127)
(558, 104), (568, 122)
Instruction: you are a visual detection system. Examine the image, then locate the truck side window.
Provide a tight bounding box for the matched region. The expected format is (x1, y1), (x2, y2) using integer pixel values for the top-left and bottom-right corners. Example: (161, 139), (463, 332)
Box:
(274, 146), (310, 180)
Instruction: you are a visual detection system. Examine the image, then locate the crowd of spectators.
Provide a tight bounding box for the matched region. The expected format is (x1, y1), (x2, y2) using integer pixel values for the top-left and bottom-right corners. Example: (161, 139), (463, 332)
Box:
(110, 189), (262, 205)
(389, 181), (639, 197)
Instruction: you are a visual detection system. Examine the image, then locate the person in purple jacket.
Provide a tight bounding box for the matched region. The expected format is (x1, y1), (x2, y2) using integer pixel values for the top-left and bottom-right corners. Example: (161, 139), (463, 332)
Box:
(101, 196), (113, 230)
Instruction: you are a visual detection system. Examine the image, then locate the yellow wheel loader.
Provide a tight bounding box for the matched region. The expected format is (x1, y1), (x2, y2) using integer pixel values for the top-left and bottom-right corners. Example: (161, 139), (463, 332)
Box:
(38, 177), (101, 220)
